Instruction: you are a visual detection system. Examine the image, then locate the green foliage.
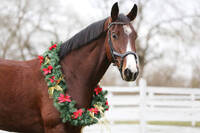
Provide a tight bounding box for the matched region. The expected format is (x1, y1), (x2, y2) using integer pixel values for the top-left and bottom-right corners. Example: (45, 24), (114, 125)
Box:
(39, 42), (109, 126)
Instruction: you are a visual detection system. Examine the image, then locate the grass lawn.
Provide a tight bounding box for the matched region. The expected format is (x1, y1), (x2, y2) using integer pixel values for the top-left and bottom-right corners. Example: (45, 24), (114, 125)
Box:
(114, 121), (200, 127)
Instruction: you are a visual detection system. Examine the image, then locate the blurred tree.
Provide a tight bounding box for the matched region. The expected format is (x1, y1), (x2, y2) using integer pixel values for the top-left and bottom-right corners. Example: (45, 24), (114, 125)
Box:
(134, 0), (200, 82)
(190, 58), (200, 88)
(0, 0), (85, 60)
(145, 64), (189, 87)
(0, 0), (60, 60)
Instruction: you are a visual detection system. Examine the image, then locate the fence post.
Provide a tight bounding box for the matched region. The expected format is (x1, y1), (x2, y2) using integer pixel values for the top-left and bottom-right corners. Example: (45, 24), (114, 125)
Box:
(107, 91), (114, 125)
(149, 90), (154, 110)
(139, 78), (147, 133)
(191, 93), (196, 127)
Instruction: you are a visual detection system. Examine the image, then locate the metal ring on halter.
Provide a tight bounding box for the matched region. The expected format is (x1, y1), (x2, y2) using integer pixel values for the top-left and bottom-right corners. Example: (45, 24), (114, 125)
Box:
(107, 22), (138, 74)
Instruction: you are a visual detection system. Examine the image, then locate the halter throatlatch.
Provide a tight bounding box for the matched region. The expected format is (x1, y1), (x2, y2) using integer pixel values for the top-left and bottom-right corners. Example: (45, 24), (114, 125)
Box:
(107, 22), (138, 74)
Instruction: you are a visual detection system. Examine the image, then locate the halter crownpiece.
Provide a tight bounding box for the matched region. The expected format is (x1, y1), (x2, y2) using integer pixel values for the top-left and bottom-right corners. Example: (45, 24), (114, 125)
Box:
(107, 22), (138, 74)
(107, 22), (126, 29)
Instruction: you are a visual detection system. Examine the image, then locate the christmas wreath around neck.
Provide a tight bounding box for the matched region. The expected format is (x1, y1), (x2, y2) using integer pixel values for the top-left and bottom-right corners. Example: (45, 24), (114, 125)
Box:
(38, 42), (109, 126)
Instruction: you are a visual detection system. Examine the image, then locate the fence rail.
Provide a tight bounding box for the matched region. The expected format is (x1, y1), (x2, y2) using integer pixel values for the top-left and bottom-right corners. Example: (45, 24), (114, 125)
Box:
(100, 79), (200, 133)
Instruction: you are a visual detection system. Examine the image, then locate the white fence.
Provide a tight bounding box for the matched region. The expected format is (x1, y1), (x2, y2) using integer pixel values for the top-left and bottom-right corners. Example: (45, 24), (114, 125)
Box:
(84, 79), (200, 133)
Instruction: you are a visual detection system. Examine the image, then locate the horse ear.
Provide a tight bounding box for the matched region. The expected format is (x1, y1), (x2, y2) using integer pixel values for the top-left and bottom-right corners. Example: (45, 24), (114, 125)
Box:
(111, 2), (119, 22)
(127, 4), (137, 21)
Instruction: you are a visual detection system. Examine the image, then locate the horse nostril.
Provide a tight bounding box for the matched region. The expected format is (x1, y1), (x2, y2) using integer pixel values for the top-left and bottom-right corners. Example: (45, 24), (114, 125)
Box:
(134, 71), (139, 80)
(124, 68), (133, 79)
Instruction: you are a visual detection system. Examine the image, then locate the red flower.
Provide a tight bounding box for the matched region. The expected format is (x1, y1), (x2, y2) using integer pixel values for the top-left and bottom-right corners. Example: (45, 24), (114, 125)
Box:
(48, 76), (55, 83)
(94, 86), (102, 95)
(72, 109), (83, 119)
(49, 44), (57, 50)
(42, 65), (53, 75)
(48, 65), (53, 70)
(58, 94), (71, 103)
(42, 68), (49, 75)
(88, 107), (99, 114)
(106, 100), (109, 110)
(38, 56), (44, 65)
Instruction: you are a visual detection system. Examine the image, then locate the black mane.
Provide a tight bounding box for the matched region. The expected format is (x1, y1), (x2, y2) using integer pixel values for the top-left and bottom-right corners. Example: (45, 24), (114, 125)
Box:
(59, 14), (130, 59)
(59, 18), (106, 59)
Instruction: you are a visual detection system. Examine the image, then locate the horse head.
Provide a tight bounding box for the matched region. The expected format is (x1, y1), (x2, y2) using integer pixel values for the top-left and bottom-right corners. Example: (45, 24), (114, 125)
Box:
(105, 2), (139, 81)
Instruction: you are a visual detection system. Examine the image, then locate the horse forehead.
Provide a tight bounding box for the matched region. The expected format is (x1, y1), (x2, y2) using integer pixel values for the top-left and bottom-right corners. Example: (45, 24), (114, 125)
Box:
(123, 25), (132, 36)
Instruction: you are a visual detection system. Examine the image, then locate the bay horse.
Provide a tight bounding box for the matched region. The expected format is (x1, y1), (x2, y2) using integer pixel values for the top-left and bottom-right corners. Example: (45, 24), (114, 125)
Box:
(0, 2), (139, 133)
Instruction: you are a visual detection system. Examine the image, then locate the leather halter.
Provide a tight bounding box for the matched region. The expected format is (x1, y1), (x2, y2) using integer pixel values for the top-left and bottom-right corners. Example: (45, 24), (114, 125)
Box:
(106, 22), (138, 74)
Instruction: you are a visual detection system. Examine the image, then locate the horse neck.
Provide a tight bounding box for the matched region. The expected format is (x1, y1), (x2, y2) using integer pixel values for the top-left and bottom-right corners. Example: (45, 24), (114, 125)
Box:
(60, 34), (110, 108)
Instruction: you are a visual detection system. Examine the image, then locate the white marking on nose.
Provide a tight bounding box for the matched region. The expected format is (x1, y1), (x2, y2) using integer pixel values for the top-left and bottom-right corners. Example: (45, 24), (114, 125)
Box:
(123, 25), (137, 74)
(126, 40), (137, 73)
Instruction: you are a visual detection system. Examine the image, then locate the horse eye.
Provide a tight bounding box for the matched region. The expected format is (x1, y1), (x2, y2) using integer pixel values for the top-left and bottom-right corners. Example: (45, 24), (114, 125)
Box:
(112, 33), (118, 39)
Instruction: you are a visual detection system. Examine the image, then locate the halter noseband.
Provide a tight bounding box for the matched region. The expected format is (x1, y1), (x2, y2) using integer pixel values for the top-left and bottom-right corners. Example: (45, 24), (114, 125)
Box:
(107, 22), (138, 73)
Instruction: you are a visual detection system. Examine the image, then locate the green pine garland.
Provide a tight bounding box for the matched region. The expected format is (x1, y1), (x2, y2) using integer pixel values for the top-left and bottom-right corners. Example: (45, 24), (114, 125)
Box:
(38, 42), (109, 126)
